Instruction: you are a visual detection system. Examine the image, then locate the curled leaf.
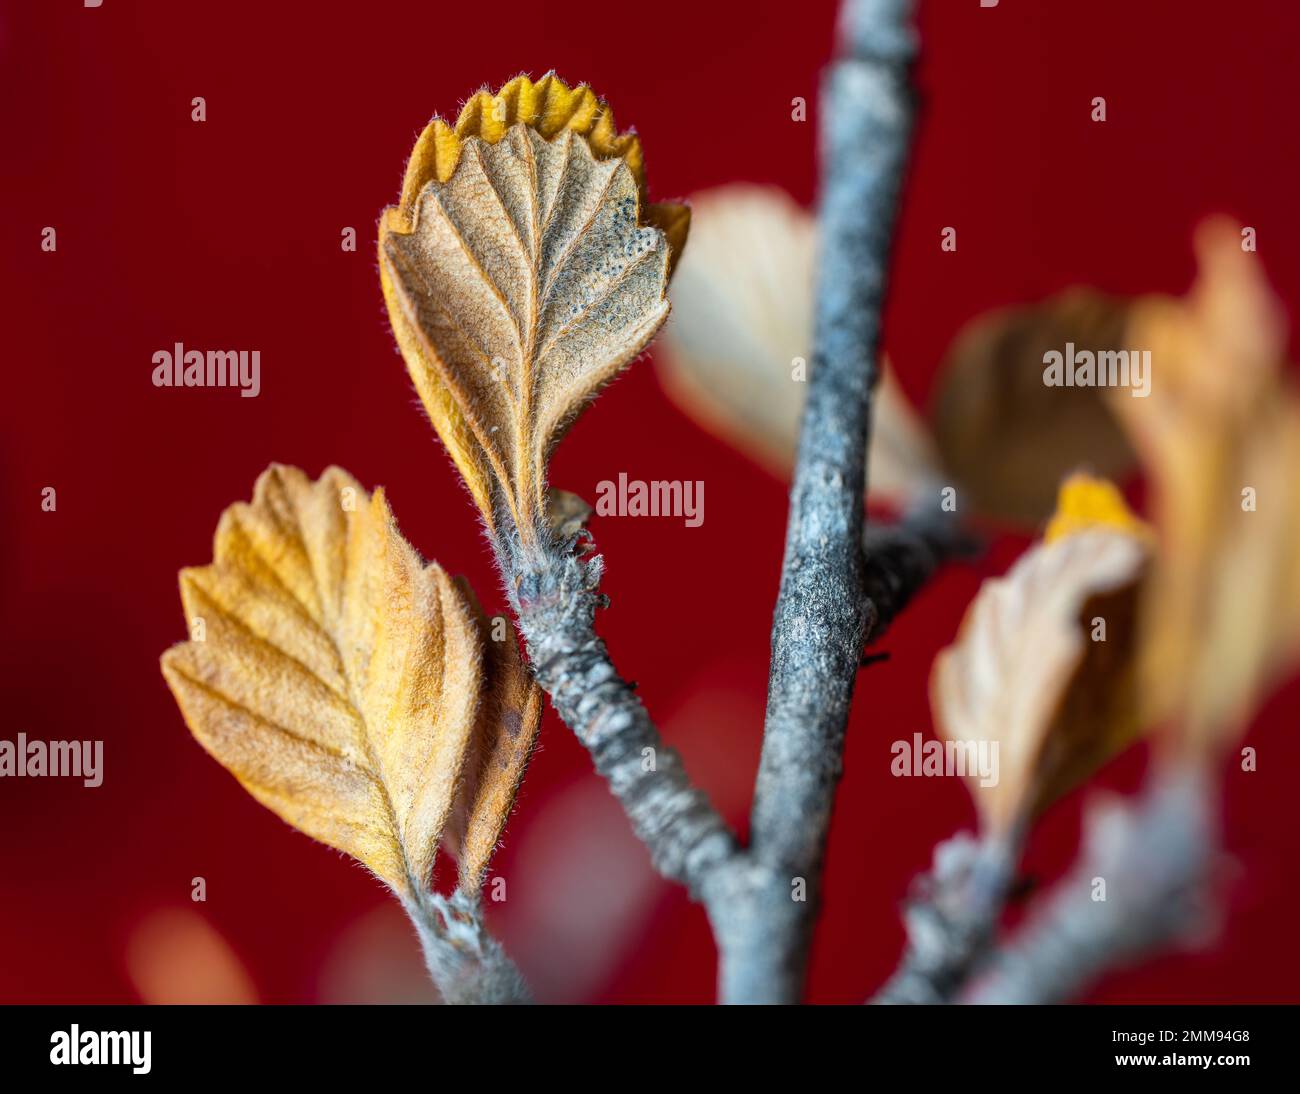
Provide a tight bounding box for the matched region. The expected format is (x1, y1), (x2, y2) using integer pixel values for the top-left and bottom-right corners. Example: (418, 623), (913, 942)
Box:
(160, 464), (535, 900)
(930, 289), (1137, 525)
(1043, 474), (1152, 546)
(931, 474), (1152, 836)
(1109, 219), (1300, 754)
(444, 583), (543, 893)
(659, 185), (940, 504)
(380, 74), (686, 541)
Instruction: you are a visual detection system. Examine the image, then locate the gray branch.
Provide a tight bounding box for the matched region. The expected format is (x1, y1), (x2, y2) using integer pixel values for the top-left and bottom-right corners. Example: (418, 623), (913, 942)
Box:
(742, 0), (916, 1003)
(863, 500), (977, 644)
(507, 535), (741, 897)
(501, 508), (961, 1004)
(870, 833), (1015, 1004)
(405, 890), (533, 1005)
(961, 765), (1218, 1005)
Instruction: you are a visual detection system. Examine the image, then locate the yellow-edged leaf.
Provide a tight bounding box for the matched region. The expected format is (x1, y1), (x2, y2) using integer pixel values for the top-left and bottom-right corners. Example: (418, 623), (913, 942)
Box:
(931, 475), (1151, 835)
(160, 464), (483, 900)
(380, 74), (686, 540)
(659, 185), (941, 504)
(1044, 473), (1153, 546)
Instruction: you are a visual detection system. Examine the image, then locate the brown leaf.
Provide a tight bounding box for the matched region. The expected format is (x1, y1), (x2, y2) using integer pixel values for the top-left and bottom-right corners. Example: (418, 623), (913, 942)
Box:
(444, 585), (543, 893)
(546, 487), (593, 540)
(659, 185), (940, 503)
(930, 289), (1137, 524)
(931, 475), (1151, 835)
(1109, 219), (1300, 754)
(379, 74), (685, 542)
(160, 464), (485, 900)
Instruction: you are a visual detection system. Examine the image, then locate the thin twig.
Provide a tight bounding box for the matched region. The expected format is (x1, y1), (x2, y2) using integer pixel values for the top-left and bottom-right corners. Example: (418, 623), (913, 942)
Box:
(406, 890), (534, 1005)
(741, 0), (917, 1004)
(507, 534), (742, 897)
(961, 764), (1217, 1005)
(504, 510), (964, 1004)
(870, 833), (1015, 1004)
(862, 501), (978, 644)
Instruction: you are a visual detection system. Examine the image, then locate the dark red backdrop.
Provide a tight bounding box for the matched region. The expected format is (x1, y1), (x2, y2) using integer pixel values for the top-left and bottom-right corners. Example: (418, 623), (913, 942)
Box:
(3, 0), (1298, 1003)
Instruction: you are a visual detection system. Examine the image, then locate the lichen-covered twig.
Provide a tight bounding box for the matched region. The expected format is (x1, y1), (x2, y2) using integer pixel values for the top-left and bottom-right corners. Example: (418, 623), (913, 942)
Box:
(742, 0), (917, 1003)
(870, 833), (1015, 1004)
(961, 764), (1217, 1005)
(873, 765), (1216, 1006)
(504, 510), (963, 1004)
(406, 890), (534, 1005)
(508, 536), (742, 897)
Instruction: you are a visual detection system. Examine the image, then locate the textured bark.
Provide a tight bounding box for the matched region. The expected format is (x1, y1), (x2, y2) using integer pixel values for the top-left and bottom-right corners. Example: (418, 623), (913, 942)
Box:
(742, 0), (917, 1004)
(510, 538), (742, 896)
(407, 890), (533, 1005)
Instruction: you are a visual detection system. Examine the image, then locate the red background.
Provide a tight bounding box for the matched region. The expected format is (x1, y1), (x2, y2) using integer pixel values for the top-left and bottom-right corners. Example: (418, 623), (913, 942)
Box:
(3, 0), (1298, 1004)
